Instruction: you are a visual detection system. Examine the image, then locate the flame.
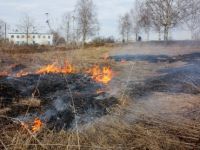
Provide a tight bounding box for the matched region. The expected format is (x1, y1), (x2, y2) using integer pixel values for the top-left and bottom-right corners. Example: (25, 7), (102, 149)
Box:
(0, 71), (9, 77)
(36, 61), (74, 75)
(87, 65), (113, 84)
(32, 118), (42, 133)
(15, 70), (29, 77)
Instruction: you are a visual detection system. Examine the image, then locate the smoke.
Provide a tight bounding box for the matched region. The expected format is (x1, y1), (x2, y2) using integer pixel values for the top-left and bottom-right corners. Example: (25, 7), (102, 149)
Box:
(54, 97), (69, 112)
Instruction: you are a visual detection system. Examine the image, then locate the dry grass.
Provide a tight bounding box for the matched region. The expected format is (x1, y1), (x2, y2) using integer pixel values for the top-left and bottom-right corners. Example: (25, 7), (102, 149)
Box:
(1, 44), (200, 150)
(17, 98), (41, 108)
(0, 45), (115, 73)
(1, 112), (200, 150)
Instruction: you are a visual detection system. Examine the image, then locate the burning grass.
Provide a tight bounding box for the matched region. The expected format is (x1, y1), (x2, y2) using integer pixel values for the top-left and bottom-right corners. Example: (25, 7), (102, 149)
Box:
(1, 113), (200, 150)
(87, 65), (113, 84)
(1, 43), (200, 149)
(36, 61), (74, 75)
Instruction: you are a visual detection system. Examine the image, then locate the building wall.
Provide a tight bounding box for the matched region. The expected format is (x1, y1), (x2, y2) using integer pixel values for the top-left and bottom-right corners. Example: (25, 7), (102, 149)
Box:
(8, 33), (53, 45)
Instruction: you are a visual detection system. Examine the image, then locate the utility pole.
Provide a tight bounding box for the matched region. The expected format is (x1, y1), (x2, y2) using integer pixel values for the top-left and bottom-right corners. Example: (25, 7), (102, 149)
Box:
(45, 13), (53, 32)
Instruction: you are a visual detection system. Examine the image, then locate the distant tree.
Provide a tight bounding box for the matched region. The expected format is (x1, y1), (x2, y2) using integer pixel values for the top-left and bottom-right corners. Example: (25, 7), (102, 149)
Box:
(0, 20), (6, 39)
(184, 0), (200, 40)
(118, 16), (125, 42)
(52, 31), (66, 46)
(130, 0), (143, 41)
(118, 13), (132, 43)
(145, 0), (192, 41)
(18, 14), (36, 44)
(75, 0), (99, 46)
(61, 12), (73, 44)
(139, 4), (152, 40)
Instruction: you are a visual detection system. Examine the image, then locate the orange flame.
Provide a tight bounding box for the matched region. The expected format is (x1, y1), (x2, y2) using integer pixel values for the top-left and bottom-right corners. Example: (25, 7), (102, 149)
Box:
(15, 70), (29, 77)
(32, 118), (42, 133)
(36, 61), (74, 75)
(0, 71), (9, 77)
(87, 65), (113, 84)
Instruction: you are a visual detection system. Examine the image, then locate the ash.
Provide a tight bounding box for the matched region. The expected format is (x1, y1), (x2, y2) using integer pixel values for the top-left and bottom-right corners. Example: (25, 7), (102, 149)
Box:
(0, 73), (118, 131)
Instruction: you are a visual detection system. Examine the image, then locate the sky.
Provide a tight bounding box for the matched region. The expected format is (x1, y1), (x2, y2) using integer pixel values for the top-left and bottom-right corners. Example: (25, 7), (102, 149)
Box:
(0, 0), (191, 40)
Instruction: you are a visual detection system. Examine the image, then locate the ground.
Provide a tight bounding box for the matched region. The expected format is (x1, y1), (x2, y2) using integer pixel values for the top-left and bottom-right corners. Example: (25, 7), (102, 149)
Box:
(0, 42), (200, 150)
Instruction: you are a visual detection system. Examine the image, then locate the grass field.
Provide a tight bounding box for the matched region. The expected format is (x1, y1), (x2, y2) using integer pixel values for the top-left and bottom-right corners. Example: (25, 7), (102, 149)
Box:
(1, 42), (200, 150)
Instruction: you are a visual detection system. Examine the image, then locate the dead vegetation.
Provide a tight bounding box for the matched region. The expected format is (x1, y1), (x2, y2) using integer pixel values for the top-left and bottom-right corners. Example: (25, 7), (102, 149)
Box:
(1, 43), (200, 150)
(1, 109), (200, 150)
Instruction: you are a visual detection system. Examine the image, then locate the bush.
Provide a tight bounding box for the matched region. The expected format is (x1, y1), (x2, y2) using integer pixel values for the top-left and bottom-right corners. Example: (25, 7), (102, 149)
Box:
(89, 37), (115, 47)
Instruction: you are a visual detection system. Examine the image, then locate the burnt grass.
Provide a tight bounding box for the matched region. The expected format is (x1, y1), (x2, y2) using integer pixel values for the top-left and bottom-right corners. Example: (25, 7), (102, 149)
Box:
(111, 52), (200, 98)
(0, 73), (118, 130)
(128, 64), (200, 98)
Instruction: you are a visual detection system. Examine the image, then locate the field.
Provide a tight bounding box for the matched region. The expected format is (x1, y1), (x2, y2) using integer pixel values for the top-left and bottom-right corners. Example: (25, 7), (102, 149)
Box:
(0, 41), (200, 150)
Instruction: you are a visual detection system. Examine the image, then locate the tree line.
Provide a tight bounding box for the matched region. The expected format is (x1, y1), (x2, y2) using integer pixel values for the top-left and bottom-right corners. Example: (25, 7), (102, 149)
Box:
(119, 0), (200, 42)
(1, 0), (200, 45)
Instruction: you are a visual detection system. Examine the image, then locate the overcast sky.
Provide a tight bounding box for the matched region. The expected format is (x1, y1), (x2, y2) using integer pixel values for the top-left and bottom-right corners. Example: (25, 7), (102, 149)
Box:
(0, 0), (190, 40)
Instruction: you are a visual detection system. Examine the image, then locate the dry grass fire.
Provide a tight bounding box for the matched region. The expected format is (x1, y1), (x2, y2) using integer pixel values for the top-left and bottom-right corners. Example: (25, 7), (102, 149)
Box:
(1, 43), (200, 150)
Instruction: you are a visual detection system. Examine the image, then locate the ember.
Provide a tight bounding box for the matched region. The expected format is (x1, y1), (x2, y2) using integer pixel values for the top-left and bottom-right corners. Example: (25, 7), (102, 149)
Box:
(32, 118), (42, 133)
(0, 71), (9, 77)
(15, 70), (29, 78)
(87, 65), (113, 84)
(36, 61), (74, 74)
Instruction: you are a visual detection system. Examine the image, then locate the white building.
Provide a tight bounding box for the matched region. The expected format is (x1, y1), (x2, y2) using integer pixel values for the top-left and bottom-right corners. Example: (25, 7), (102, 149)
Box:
(8, 33), (53, 45)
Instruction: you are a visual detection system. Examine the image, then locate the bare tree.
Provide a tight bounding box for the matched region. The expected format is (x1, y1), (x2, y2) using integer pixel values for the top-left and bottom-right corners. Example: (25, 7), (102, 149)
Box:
(118, 13), (132, 43)
(130, 0), (143, 41)
(75, 0), (99, 46)
(118, 16), (125, 42)
(139, 4), (152, 40)
(18, 14), (36, 44)
(61, 12), (73, 44)
(145, 0), (191, 40)
(0, 19), (6, 40)
(184, 0), (200, 40)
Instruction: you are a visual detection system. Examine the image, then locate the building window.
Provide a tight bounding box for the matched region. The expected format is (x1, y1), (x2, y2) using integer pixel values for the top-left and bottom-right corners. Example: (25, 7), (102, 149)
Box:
(21, 35), (25, 38)
(16, 41), (20, 45)
(33, 35), (35, 39)
(11, 35), (14, 38)
(43, 36), (46, 38)
(48, 36), (51, 39)
(48, 41), (51, 45)
(38, 35), (41, 38)
(17, 35), (20, 38)
(28, 35), (30, 38)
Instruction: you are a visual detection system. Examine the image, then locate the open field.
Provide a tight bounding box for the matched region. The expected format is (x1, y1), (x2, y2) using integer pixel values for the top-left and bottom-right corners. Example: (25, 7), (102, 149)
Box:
(0, 42), (200, 150)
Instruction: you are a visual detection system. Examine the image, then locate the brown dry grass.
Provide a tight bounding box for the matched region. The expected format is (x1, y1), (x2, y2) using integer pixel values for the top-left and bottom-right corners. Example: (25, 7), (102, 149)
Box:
(1, 111), (200, 150)
(0, 44), (114, 73)
(17, 98), (41, 108)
